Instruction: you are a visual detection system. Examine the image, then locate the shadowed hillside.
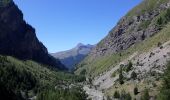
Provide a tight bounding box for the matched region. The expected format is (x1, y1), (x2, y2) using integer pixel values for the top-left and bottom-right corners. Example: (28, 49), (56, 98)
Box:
(0, 0), (66, 70)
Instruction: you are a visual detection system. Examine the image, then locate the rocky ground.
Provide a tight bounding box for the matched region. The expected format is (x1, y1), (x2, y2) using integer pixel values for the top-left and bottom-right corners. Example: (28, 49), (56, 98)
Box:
(83, 85), (104, 100)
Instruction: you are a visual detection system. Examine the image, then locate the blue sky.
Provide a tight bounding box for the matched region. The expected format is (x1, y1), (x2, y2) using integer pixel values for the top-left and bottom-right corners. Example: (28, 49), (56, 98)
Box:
(13, 0), (142, 53)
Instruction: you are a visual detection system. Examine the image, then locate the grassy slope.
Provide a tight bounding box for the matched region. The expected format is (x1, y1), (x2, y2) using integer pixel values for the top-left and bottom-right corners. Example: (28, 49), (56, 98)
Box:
(127, 0), (169, 17)
(75, 0), (170, 78)
(76, 22), (170, 78)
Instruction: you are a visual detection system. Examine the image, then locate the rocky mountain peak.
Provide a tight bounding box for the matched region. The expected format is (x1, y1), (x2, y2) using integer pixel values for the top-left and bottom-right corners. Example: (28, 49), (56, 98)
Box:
(76, 43), (84, 47)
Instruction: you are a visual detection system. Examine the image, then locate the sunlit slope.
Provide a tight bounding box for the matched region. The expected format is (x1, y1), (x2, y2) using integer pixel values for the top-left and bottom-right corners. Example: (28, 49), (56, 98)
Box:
(75, 0), (170, 77)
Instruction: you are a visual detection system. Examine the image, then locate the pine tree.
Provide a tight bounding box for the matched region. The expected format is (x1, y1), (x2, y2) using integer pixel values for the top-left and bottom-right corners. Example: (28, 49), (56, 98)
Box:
(119, 67), (124, 85)
(131, 71), (137, 80)
(134, 87), (138, 95)
(114, 90), (120, 99)
(126, 61), (133, 72)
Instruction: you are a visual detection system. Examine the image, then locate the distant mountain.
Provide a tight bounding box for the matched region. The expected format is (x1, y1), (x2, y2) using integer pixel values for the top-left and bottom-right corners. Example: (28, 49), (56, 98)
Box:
(0, 1), (66, 70)
(51, 43), (95, 70)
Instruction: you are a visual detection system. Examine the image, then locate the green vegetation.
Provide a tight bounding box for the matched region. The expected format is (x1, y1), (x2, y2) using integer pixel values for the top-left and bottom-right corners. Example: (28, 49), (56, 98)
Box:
(114, 90), (120, 99)
(113, 90), (132, 100)
(124, 93), (131, 100)
(76, 0), (170, 79)
(156, 8), (170, 28)
(0, 55), (86, 100)
(138, 20), (151, 30)
(141, 89), (150, 100)
(127, 0), (169, 17)
(157, 62), (170, 100)
(37, 87), (87, 100)
(131, 71), (137, 80)
(134, 87), (138, 95)
(80, 69), (87, 75)
(76, 22), (170, 78)
(126, 61), (133, 72)
(119, 67), (124, 85)
(120, 90), (132, 100)
(111, 71), (117, 78)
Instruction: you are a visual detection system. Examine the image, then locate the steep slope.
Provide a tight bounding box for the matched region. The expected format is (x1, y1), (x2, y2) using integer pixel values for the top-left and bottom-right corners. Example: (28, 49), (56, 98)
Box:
(104, 35), (170, 99)
(51, 43), (94, 70)
(75, 0), (170, 100)
(0, 0), (65, 70)
(76, 0), (170, 77)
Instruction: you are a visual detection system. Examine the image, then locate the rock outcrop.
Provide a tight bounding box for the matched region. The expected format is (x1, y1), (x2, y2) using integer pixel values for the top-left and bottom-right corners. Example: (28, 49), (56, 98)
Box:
(0, 1), (66, 70)
(91, 0), (170, 59)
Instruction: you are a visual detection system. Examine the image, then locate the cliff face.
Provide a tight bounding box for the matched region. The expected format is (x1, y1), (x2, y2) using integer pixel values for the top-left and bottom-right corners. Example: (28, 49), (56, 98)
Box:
(0, 1), (66, 70)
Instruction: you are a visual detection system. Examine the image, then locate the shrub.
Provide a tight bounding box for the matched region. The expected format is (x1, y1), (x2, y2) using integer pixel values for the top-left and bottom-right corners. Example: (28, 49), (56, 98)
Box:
(131, 71), (137, 80)
(157, 62), (170, 100)
(120, 90), (132, 100)
(125, 93), (132, 100)
(80, 69), (86, 75)
(126, 61), (133, 72)
(141, 33), (146, 40)
(134, 87), (138, 95)
(138, 20), (151, 30)
(119, 68), (124, 85)
(157, 42), (162, 47)
(156, 8), (170, 28)
(157, 16), (164, 26)
(141, 89), (149, 100)
(114, 90), (120, 99)
(111, 72), (117, 77)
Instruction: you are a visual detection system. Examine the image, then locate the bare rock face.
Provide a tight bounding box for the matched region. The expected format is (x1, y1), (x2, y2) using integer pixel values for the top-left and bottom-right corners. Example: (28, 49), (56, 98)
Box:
(88, 0), (170, 60)
(0, 1), (66, 70)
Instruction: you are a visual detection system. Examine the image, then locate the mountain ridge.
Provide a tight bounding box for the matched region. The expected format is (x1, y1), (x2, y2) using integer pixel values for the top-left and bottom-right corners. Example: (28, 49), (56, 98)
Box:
(51, 43), (94, 70)
(74, 0), (170, 99)
(76, 0), (170, 77)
